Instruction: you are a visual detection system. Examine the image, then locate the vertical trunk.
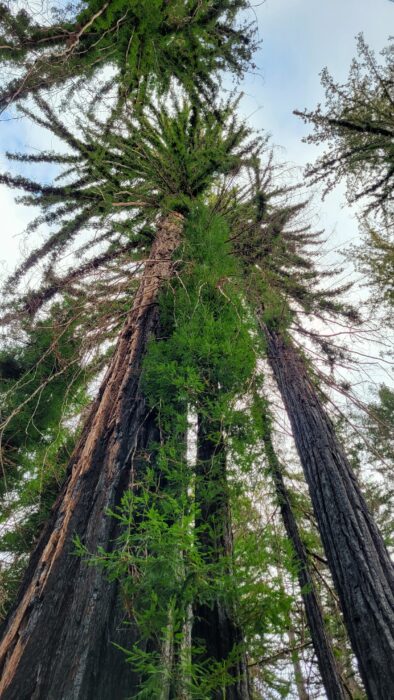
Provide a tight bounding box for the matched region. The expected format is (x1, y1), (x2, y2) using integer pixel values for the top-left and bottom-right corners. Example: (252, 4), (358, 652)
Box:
(263, 428), (347, 699)
(262, 324), (394, 700)
(0, 213), (183, 700)
(178, 603), (193, 700)
(287, 627), (309, 700)
(335, 640), (365, 699)
(193, 413), (251, 700)
(160, 601), (176, 700)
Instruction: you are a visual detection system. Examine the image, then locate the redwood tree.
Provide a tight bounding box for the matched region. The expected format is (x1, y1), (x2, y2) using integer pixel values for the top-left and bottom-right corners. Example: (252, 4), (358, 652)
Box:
(193, 411), (251, 699)
(230, 159), (394, 697)
(0, 92), (255, 695)
(261, 413), (347, 700)
(262, 325), (394, 700)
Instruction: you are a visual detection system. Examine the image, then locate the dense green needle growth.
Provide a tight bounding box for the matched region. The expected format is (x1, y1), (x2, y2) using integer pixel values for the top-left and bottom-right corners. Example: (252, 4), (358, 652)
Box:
(77, 206), (293, 697)
(0, 0), (257, 110)
(0, 96), (257, 322)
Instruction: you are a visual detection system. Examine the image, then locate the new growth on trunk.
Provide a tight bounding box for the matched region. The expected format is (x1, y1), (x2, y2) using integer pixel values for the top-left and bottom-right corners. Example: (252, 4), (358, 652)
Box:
(193, 412), (251, 700)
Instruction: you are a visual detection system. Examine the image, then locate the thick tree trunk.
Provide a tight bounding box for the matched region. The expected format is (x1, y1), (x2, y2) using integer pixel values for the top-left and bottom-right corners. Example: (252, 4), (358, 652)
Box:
(263, 428), (347, 699)
(262, 324), (394, 700)
(0, 213), (183, 700)
(193, 413), (251, 700)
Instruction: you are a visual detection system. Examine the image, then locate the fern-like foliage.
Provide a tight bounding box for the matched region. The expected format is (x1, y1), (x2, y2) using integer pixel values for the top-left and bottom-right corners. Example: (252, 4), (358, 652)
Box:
(0, 95), (258, 322)
(0, 1), (257, 110)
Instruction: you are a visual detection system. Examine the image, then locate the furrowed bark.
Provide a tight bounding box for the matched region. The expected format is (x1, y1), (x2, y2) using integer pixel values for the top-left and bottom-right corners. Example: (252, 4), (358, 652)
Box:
(263, 428), (347, 700)
(262, 324), (394, 700)
(0, 213), (183, 700)
(193, 413), (251, 700)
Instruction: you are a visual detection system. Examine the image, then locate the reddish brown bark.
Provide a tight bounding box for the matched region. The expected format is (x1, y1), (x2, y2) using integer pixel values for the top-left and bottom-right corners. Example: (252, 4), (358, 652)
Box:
(0, 213), (183, 700)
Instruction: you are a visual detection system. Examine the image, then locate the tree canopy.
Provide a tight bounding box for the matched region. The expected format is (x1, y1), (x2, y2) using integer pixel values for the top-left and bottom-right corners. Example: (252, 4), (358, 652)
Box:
(295, 34), (394, 224)
(0, 4), (393, 700)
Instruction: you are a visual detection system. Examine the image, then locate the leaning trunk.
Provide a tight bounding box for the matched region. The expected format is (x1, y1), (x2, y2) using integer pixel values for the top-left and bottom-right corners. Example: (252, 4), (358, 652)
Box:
(0, 213), (183, 700)
(263, 427), (346, 699)
(193, 412), (251, 700)
(262, 324), (394, 700)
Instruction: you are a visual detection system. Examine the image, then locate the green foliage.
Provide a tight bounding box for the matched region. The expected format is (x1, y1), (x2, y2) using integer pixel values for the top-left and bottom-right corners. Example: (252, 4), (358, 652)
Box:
(0, 1), (257, 109)
(295, 34), (394, 223)
(0, 96), (257, 322)
(143, 206), (258, 407)
(351, 223), (394, 319)
(0, 300), (93, 620)
(78, 206), (294, 696)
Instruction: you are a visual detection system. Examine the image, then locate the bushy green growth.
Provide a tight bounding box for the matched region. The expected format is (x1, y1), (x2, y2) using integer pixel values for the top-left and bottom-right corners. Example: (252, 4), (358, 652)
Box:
(0, 300), (92, 620)
(143, 206), (257, 408)
(80, 206), (294, 696)
(1, 96), (256, 321)
(0, 1), (257, 110)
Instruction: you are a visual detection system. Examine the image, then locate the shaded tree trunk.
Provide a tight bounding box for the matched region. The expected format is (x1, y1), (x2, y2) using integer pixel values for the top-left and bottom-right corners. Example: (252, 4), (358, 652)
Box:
(262, 427), (347, 699)
(193, 413), (251, 700)
(262, 324), (394, 700)
(288, 627), (309, 700)
(0, 213), (183, 700)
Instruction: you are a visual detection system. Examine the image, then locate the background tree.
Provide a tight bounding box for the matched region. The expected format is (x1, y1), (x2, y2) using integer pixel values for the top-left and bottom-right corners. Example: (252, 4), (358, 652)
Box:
(224, 159), (394, 698)
(295, 34), (394, 225)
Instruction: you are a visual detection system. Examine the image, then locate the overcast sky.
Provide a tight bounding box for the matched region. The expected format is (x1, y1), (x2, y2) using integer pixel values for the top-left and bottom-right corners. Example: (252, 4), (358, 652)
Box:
(0, 0), (392, 281)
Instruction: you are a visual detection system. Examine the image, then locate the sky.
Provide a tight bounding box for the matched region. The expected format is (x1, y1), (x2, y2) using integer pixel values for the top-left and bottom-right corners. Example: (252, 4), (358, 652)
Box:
(0, 0), (392, 283)
(240, 0), (393, 253)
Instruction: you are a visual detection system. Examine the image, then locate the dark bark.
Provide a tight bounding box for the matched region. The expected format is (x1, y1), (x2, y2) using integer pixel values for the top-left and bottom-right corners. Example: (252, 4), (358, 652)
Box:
(293, 111), (393, 138)
(262, 324), (394, 700)
(193, 413), (251, 700)
(0, 213), (183, 700)
(263, 428), (347, 700)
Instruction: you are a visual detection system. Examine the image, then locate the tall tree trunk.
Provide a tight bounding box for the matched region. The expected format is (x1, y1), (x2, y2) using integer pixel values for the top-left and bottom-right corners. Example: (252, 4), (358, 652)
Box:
(262, 324), (394, 700)
(193, 413), (251, 700)
(262, 426), (347, 699)
(0, 213), (183, 700)
(287, 627), (309, 700)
